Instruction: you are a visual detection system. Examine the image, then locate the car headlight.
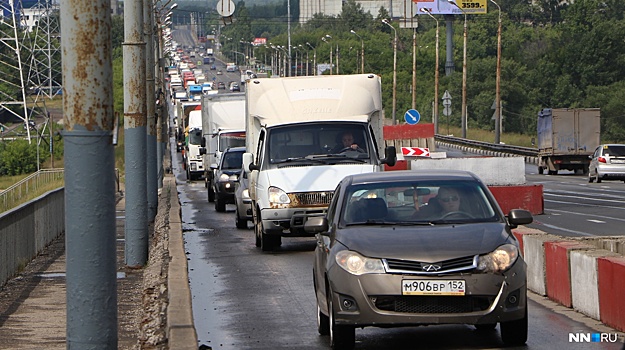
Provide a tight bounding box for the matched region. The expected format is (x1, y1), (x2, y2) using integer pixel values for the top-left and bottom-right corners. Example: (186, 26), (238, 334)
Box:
(477, 244), (519, 273)
(219, 173), (230, 182)
(268, 186), (290, 204)
(335, 250), (385, 275)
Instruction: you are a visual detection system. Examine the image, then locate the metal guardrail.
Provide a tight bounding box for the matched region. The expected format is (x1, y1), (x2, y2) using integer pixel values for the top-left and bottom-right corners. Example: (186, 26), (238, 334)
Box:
(0, 168), (65, 212)
(435, 135), (539, 157)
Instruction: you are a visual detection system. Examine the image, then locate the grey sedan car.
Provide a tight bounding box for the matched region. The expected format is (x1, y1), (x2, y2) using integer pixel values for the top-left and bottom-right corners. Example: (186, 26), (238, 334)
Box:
(588, 144), (625, 183)
(305, 170), (533, 349)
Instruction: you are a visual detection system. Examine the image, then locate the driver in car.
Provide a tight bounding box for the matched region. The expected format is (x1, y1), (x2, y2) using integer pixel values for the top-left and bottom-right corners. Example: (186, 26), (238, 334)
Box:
(436, 187), (462, 215)
(412, 186), (464, 219)
(331, 131), (365, 153)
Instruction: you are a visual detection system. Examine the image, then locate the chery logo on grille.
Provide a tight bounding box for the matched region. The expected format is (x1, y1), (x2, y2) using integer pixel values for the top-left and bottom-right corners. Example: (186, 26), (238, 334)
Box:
(421, 264), (442, 272)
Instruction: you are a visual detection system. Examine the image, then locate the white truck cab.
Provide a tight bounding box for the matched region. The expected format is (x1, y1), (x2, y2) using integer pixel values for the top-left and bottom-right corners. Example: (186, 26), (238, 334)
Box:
(242, 74), (396, 251)
(185, 110), (204, 181)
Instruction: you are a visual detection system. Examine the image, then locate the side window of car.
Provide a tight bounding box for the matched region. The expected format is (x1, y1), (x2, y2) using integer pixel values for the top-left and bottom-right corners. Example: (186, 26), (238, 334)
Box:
(326, 183), (342, 225)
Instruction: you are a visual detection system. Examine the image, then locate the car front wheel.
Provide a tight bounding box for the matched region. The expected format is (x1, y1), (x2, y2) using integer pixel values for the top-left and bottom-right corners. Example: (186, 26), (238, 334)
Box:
(500, 307), (528, 346)
(329, 289), (355, 349)
(235, 205), (247, 229)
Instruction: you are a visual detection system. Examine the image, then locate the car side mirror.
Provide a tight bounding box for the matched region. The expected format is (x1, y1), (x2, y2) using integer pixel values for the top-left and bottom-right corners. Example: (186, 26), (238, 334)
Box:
(201, 137), (206, 147)
(243, 152), (259, 172)
(381, 146), (397, 167)
(304, 217), (328, 234)
(199, 147), (206, 155)
(507, 209), (533, 229)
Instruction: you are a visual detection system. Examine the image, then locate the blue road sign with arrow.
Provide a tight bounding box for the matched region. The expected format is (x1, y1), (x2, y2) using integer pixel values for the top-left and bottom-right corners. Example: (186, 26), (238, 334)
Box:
(405, 109), (420, 125)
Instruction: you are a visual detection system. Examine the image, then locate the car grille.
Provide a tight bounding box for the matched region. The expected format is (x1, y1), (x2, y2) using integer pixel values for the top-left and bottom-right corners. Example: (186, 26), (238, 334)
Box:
(371, 295), (494, 314)
(384, 255), (477, 274)
(288, 191), (333, 207)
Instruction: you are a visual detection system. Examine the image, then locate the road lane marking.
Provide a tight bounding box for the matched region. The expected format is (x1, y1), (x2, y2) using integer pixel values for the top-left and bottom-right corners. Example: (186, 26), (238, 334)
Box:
(587, 219), (606, 224)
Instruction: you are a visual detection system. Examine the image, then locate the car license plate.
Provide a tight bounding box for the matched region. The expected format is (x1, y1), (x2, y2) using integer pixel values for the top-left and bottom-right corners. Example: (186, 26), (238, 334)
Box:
(611, 159), (625, 164)
(402, 280), (465, 296)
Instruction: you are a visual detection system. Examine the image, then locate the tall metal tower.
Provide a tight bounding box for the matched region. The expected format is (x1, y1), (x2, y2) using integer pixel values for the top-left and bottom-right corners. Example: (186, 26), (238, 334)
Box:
(0, 0), (61, 143)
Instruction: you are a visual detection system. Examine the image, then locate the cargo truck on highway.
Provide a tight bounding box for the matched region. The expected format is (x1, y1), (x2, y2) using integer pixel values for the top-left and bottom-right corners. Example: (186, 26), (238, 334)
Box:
(185, 110), (204, 181)
(242, 74), (397, 251)
(200, 92), (246, 202)
(537, 108), (600, 175)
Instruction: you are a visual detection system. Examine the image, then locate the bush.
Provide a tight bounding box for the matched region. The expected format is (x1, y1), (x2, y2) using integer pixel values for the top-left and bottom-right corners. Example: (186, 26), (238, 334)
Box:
(0, 140), (40, 175)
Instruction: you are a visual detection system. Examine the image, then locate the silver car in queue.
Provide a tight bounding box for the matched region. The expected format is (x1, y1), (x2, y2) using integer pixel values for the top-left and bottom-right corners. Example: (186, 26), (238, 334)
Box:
(305, 170), (533, 350)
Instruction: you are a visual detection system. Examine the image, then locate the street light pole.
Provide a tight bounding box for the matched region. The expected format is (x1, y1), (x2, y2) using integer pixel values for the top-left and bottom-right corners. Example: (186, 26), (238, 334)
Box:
(412, 27), (416, 110)
(491, 0), (502, 144)
(382, 19), (397, 125)
(350, 30), (364, 73)
(306, 42), (316, 76)
(450, 0), (468, 138)
(306, 42), (317, 75)
(322, 35), (332, 75)
(421, 8), (439, 133)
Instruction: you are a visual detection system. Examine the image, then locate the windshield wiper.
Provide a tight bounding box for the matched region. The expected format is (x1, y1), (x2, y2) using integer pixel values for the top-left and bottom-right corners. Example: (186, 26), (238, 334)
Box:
(274, 157), (326, 165)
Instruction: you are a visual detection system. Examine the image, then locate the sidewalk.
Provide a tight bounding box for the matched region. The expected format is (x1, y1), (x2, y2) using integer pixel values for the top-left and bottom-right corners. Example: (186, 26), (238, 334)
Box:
(0, 173), (189, 349)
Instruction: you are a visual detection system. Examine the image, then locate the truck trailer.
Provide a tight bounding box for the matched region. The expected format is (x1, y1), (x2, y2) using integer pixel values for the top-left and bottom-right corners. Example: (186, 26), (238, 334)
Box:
(242, 74), (396, 251)
(537, 108), (600, 175)
(200, 92), (247, 202)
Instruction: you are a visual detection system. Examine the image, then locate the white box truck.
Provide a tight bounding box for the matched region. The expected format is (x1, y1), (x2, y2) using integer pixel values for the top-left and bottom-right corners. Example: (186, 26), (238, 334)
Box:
(242, 74), (396, 251)
(185, 110), (204, 181)
(200, 92), (247, 201)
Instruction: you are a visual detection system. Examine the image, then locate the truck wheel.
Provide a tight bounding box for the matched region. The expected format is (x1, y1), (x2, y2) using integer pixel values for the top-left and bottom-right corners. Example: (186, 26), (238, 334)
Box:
(548, 170), (557, 175)
(537, 166), (544, 175)
(596, 176), (602, 183)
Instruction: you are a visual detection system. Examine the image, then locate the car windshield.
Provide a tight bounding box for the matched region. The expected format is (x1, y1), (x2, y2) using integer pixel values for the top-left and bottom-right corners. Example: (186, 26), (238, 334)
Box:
(221, 151), (244, 170)
(188, 129), (202, 145)
(342, 180), (499, 225)
(268, 123), (371, 165)
(604, 145), (625, 157)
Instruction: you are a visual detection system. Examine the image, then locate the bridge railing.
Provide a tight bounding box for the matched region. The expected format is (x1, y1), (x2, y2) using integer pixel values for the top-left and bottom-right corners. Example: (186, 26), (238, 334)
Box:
(0, 168), (65, 213)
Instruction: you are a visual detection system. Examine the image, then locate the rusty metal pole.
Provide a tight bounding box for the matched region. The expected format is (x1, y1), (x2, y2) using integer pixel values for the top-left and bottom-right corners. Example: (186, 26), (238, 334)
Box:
(124, 0), (148, 267)
(145, 0), (157, 221)
(60, 0), (118, 347)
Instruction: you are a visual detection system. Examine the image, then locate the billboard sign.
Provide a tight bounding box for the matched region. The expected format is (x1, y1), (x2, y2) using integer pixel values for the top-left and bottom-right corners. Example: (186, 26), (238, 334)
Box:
(253, 38), (267, 46)
(414, 0), (488, 15)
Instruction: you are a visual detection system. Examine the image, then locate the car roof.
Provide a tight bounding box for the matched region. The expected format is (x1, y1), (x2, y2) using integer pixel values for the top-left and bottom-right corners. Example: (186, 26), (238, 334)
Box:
(344, 169), (481, 186)
(224, 146), (246, 153)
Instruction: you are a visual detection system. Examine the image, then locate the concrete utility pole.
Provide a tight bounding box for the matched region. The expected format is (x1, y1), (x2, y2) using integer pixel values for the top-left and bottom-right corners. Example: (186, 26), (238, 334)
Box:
(124, 0), (149, 267)
(60, 0), (118, 347)
(145, 0), (157, 221)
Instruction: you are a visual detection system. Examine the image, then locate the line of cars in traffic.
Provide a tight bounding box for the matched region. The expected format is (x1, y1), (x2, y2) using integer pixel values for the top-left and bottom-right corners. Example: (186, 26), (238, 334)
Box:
(179, 72), (538, 349)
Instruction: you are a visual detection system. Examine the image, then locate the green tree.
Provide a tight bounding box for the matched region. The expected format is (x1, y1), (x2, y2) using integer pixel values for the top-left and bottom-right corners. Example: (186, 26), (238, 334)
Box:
(0, 140), (39, 176)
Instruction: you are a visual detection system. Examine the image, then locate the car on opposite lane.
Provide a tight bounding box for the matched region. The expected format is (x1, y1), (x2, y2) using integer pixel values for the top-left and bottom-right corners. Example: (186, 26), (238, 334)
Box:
(588, 144), (625, 183)
(305, 169), (533, 349)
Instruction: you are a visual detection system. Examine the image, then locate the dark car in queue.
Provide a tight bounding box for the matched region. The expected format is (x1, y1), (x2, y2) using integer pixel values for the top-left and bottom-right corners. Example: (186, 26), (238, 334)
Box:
(305, 170), (533, 349)
(588, 143), (625, 183)
(211, 146), (245, 212)
(234, 168), (252, 229)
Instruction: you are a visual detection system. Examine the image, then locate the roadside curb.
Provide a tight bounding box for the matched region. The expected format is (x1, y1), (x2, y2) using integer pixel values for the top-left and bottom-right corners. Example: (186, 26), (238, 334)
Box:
(165, 174), (198, 349)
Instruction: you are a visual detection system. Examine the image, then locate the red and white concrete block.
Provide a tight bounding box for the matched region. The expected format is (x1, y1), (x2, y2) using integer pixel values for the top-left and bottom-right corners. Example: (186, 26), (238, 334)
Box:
(513, 226), (625, 332)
